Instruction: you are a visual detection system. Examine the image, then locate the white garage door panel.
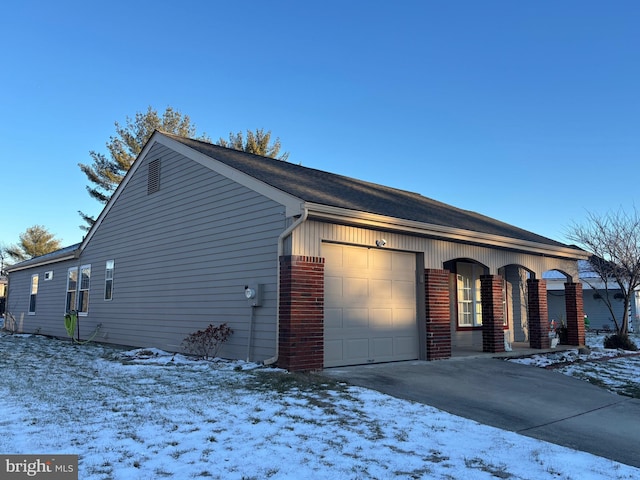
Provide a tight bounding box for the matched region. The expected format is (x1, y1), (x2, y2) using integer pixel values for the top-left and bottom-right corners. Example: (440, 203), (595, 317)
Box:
(372, 338), (393, 357)
(325, 339), (344, 363)
(395, 335), (417, 355)
(371, 308), (392, 328)
(371, 279), (392, 298)
(394, 280), (416, 299)
(344, 308), (369, 328)
(324, 243), (418, 367)
(344, 277), (369, 297)
(325, 307), (343, 329)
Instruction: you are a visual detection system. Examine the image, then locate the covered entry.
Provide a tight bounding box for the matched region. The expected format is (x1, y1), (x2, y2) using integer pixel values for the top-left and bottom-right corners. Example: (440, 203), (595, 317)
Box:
(323, 243), (418, 367)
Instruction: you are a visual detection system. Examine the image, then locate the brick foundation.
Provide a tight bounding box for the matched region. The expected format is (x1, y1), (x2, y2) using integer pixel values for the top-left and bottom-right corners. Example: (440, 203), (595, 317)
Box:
(480, 275), (506, 353)
(565, 282), (585, 346)
(278, 255), (325, 371)
(527, 278), (550, 349)
(425, 269), (452, 360)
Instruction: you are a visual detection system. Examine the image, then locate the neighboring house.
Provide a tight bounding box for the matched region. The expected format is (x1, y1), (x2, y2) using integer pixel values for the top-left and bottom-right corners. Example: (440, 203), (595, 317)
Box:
(6, 131), (589, 370)
(546, 262), (638, 333)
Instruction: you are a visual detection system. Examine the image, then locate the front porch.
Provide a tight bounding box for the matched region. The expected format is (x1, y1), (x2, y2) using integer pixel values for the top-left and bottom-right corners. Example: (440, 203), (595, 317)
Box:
(425, 269), (586, 360)
(450, 341), (578, 359)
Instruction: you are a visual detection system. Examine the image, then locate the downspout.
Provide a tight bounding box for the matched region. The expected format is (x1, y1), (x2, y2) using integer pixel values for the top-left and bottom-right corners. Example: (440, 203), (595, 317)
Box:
(263, 205), (308, 366)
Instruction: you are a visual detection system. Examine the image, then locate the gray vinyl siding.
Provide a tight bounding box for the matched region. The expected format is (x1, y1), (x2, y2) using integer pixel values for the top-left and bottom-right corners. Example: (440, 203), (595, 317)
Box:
(9, 143), (286, 361)
(6, 262), (73, 337)
(80, 143), (285, 360)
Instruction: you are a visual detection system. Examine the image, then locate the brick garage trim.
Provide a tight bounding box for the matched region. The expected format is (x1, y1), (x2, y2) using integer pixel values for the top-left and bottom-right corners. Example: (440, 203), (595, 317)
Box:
(480, 275), (506, 353)
(278, 255), (325, 371)
(565, 282), (585, 346)
(527, 278), (550, 349)
(425, 269), (452, 360)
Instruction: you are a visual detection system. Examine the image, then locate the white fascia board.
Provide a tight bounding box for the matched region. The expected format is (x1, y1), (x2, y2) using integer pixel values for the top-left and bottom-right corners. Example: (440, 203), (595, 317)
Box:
(79, 132), (162, 250)
(305, 203), (589, 260)
(156, 134), (303, 217)
(6, 253), (79, 272)
(79, 132), (304, 251)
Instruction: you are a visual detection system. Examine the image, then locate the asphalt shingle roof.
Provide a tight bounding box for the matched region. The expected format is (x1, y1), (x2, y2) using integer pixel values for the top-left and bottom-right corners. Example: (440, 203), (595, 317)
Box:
(167, 134), (569, 248)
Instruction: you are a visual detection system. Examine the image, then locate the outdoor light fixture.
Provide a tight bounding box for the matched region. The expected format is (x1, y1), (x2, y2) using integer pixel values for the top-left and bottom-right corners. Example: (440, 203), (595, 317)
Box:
(375, 239), (387, 247)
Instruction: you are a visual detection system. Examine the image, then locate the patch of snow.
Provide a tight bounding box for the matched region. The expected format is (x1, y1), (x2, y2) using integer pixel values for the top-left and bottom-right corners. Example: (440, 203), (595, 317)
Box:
(0, 334), (638, 479)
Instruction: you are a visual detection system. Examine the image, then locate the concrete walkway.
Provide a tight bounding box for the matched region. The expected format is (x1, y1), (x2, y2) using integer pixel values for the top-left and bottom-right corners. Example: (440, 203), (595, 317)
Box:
(322, 357), (640, 468)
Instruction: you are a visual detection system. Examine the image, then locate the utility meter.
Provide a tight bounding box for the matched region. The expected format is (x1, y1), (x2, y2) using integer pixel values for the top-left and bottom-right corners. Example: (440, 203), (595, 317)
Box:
(244, 284), (263, 307)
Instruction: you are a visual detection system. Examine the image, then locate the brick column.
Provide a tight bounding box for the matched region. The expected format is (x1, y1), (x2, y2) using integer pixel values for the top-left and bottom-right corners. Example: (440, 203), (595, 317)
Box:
(480, 275), (505, 353)
(425, 269), (451, 360)
(565, 282), (585, 346)
(278, 255), (325, 371)
(527, 279), (550, 349)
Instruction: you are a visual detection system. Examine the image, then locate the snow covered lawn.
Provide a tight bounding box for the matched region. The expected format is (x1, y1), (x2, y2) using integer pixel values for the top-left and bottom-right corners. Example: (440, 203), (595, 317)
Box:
(1, 333), (639, 480)
(509, 333), (640, 399)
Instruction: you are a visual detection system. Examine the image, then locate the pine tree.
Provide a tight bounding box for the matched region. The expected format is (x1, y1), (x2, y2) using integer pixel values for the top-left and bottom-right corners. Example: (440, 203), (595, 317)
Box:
(78, 106), (210, 230)
(217, 128), (289, 161)
(79, 106), (289, 231)
(4, 225), (62, 262)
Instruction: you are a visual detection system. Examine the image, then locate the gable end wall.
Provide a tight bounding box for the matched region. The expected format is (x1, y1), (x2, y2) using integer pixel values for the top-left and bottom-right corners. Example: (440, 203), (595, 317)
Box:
(7, 143), (286, 361)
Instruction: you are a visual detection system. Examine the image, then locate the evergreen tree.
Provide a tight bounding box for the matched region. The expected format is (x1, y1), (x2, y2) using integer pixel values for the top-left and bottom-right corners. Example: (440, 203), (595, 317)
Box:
(78, 106), (210, 230)
(4, 225), (62, 262)
(217, 128), (289, 161)
(79, 106), (289, 231)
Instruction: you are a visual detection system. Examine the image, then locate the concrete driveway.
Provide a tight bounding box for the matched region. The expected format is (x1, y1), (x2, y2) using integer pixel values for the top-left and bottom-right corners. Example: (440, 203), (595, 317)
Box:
(322, 357), (640, 468)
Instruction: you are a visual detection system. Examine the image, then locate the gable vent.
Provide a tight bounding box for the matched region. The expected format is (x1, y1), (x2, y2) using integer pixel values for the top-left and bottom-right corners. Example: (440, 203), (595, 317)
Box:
(148, 159), (160, 194)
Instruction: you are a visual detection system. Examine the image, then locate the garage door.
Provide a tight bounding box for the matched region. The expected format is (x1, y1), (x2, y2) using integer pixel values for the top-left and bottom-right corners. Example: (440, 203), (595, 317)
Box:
(324, 243), (418, 367)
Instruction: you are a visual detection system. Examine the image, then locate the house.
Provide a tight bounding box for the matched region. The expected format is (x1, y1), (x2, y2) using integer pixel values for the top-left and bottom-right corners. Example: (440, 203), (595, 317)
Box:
(5, 131), (589, 370)
(546, 261), (638, 333)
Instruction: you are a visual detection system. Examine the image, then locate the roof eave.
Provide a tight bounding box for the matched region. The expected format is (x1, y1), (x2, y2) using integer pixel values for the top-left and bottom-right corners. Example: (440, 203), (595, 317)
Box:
(305, 203), (589, 260)
(6, 252), (80, 273)
(157, 133), (303, 216)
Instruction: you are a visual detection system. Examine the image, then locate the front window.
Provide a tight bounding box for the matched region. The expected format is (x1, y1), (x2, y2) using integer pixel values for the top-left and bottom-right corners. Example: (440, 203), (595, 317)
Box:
(456, 262), (483, 327)
(28, 274), (38, 314)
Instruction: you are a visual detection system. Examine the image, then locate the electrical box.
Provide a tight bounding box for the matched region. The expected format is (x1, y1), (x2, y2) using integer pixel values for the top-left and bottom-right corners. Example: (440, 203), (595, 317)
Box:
(244, 284), (263, 307)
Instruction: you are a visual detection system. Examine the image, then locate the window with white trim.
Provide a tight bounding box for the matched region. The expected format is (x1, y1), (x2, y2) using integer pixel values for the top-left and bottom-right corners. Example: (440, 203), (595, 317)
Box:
(28, 274), (38, 314)
(66, 267), (78, 312)
(104, 260), (114, 300)
(456, 262), (483, 327)
(78, 265), (91, 314)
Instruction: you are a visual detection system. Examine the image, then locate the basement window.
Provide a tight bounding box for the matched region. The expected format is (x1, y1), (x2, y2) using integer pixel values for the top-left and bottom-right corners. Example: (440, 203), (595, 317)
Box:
(148, 159), (160, 194)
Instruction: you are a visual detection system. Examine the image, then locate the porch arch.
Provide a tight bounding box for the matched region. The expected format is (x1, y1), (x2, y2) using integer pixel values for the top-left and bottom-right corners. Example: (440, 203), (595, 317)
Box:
(498, 264), (533, 344)
(544, 269), (585, 347)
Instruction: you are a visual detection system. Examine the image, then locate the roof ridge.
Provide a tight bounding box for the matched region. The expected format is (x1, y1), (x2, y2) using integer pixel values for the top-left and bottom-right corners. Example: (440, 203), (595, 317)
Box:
(160, 132), (569, 249)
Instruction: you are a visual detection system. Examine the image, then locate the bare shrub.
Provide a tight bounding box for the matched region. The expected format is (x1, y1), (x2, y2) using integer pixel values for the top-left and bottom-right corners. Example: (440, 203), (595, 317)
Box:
(181, 323), (233, 360)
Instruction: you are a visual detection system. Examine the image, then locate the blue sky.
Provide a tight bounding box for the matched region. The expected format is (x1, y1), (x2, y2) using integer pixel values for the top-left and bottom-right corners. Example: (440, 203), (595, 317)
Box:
(1, 0), (638, 252)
